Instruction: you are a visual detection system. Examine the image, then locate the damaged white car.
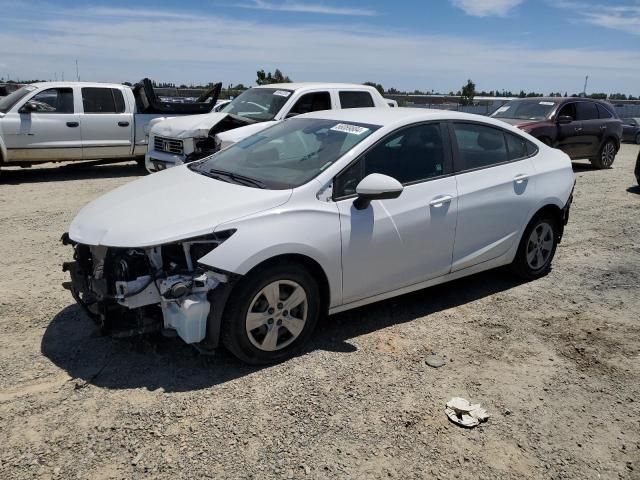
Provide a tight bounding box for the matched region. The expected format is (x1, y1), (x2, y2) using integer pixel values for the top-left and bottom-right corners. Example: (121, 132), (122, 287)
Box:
(64, 108), (574, 364)
(145, 83), (389, 173)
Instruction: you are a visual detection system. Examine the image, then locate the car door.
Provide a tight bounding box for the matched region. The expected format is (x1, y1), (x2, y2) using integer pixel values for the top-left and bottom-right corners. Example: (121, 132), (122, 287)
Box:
(554, 102), (582, 158)
(2, 87), (82, 161)
(575, 101), (602, 157)
(80, 87), (132, 159)
(449, 122), (538, 272)
(334, 122), (458, 303)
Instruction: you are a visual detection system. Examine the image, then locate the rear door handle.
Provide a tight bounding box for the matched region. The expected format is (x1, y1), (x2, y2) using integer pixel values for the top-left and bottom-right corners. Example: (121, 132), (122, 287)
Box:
(66, 121), (79, 128)
(599, 125), (607, 130)
(429, 195), (453, 208)
(574, 127), (583, 132)
(118, 121), (130, 127)
(514, 174), (529, 184)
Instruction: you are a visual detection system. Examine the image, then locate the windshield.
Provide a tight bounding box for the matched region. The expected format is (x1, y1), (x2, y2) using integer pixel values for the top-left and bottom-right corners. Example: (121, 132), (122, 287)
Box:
(220, 88), (292, 121)
(190, 118), (379, 189)
(491, 100), (558, 121)
(0, 85), (37, 113)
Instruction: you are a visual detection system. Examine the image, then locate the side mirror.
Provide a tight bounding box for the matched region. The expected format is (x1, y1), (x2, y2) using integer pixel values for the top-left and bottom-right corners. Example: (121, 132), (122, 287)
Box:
(557, 115), (573, 124)
(353, 173), (403, 210)
(19, 101), (38, 114)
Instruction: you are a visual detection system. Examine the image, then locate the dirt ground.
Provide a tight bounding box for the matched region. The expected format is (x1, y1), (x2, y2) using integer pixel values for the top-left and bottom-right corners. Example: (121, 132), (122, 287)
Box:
(0, 145), (639, 480)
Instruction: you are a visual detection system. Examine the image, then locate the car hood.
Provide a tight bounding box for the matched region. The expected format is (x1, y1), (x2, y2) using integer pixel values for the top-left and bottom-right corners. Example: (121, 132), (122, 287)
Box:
(69, 166), (292, 248)
(151, 112), (230, 139)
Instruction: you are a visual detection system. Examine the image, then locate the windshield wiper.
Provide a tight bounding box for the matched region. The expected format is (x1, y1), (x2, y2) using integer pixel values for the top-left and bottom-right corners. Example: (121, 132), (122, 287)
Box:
(207, 168), (267, 189)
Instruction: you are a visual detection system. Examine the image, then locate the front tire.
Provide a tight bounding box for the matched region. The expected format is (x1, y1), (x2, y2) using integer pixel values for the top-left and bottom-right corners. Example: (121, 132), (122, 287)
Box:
(590, 139), (617, 169)
(635, 133), (640, 145)
(511, 216), (558, 280)
(221, 262), (320, 364)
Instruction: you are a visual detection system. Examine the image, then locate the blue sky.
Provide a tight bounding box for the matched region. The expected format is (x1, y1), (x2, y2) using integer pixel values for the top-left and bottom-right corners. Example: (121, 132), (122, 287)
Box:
(1, 0), (639, 94)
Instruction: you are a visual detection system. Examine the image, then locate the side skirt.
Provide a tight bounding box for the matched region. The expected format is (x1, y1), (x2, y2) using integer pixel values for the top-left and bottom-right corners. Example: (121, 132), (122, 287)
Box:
(328, 252), (515, 315)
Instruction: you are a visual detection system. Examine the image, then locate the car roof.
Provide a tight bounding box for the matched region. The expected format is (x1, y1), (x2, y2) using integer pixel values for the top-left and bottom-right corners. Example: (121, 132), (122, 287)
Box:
(297, 107), (517, 129)
(254, 82), (377, 91)
(29, 81), (129, 89)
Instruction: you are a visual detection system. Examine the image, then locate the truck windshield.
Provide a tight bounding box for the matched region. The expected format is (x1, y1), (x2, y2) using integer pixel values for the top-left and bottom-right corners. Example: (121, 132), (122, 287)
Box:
(0, 86), (37, 113)
(190, 118), (379, 189)
(220, 88), (292, 122)
(491, 99), (558, 121)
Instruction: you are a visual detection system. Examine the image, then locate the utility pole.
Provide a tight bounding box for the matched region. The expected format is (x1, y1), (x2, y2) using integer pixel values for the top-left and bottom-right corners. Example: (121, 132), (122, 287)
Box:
(583, 75), (589, 97)
(75, 59), (80, 81)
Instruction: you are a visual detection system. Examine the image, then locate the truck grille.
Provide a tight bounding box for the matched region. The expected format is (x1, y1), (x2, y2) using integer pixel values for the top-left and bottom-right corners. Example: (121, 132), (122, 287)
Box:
(154, 136), (183, 155)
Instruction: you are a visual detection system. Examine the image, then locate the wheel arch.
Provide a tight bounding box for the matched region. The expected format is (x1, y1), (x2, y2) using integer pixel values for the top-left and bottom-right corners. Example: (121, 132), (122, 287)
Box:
(526, 203), (565, 242)
(238, 253), (332, 316)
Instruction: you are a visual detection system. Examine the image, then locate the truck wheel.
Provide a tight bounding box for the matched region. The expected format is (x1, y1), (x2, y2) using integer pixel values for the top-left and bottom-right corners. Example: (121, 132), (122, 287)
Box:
(511, 215), (558, 280)
(589, 139), (617, 169)
(635, 133), (640, 145)
(221, 262), (320, 364)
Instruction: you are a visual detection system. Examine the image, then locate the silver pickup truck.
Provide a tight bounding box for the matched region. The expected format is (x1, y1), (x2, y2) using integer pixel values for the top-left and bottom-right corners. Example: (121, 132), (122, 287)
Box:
(0, 79), (220, 175)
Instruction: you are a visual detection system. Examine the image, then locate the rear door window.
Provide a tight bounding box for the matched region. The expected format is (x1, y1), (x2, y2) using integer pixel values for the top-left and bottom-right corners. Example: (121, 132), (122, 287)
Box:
(596, 104), (613, 119)
(29, 88), (74, 113)
(82, 87), (126, 113)
(339, 91), (375, 109)
(576, 102), (599, 121)
(452, 123), (508, 171)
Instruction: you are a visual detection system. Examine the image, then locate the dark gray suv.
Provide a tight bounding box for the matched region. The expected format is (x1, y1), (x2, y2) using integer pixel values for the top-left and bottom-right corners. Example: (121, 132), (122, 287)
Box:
(492, 97), (623, 169)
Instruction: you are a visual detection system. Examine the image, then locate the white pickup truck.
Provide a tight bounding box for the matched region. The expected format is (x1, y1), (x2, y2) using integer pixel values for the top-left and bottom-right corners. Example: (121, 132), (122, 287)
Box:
(146, 83), (390, 172)
(0, 79), (220, 174)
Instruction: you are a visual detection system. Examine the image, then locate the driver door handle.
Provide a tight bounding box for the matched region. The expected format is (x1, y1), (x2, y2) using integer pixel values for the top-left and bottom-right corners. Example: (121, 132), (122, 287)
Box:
(66, 121), (79, 128)
(429, 195), (453, 208)
(514, 174), (529, 184)
(118, 121), (130, 127)
(574, 127), (583, 132)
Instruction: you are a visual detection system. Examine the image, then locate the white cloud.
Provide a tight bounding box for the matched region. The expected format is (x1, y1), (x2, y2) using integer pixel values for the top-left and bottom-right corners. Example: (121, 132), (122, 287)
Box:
(234, 0), (377, 16)
(450, 0), (524, 17)
(0, 3), (638, 95)
(554, 1), (640, 35)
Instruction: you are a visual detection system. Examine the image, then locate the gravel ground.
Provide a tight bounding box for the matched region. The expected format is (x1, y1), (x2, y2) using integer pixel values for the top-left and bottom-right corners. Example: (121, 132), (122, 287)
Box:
(0, 145), (639, 480)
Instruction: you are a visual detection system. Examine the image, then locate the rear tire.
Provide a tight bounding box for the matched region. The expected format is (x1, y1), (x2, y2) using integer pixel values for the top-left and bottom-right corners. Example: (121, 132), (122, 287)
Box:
(635, 133), (640, 145)
(511, 216), (558, 280)
(589, 139), (617, 169)
(221, 262), (320, 365)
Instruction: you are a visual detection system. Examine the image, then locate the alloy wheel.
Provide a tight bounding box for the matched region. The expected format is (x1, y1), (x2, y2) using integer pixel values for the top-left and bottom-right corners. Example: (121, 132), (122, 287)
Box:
(601, 142), (616, 167)
(245, 280), (308, 352)
(526, 222), (554, 270)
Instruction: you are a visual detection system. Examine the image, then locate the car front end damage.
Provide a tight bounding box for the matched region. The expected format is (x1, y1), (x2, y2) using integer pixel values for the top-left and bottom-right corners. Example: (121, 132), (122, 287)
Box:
(145, 114), (256, 172)
(61, 231), (236, 347)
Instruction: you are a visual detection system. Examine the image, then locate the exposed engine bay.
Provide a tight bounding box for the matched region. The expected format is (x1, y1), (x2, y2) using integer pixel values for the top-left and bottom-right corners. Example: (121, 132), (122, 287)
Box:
(61, 231), (235, 345)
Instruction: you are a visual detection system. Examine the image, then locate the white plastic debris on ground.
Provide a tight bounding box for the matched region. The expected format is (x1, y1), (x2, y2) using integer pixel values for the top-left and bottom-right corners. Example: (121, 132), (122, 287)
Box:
(445, 397), (490, 428)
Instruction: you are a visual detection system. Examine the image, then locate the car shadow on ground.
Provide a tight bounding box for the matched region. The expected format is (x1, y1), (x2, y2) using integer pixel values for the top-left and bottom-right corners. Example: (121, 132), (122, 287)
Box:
(0, 161), (144, 184)
(627, 185), (640, 195)
(42, 268), (524, 393)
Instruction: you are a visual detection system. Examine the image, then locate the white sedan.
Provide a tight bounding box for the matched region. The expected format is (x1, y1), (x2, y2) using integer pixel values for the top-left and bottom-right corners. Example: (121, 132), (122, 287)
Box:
(64, 108), (575, 364)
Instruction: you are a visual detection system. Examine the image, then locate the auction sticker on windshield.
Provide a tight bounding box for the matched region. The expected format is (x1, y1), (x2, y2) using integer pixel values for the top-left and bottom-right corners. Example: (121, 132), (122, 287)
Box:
(330, 123), (370, 135)
(273, 90), (291, 97)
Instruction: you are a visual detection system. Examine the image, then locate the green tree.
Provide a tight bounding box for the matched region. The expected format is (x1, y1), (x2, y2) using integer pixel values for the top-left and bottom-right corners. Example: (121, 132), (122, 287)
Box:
(256, 68), (292, 85)
(459, 79), (476, 106)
